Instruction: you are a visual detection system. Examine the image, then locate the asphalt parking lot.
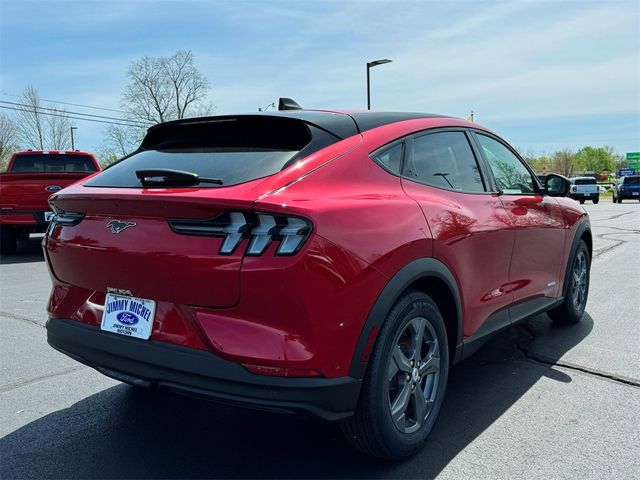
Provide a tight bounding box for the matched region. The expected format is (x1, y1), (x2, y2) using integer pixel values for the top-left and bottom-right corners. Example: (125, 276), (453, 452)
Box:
(1, 201), (639, 479)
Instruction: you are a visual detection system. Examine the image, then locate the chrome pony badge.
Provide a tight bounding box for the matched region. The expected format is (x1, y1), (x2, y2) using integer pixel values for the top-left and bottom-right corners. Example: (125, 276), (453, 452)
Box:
(107, 220), (137, 234)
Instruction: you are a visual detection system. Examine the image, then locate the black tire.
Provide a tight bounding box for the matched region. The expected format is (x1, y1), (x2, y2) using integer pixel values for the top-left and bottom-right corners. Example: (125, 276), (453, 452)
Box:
(340, 290), (449, 459)
(579, 199), (585, 204)
(548, 240), (590, 325)
(0, 227), (17, 255)
(592, 197), (599, 204)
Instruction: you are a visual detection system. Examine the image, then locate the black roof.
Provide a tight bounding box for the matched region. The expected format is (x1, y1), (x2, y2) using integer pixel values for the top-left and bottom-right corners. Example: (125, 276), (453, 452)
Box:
(146, 110), (449, 141)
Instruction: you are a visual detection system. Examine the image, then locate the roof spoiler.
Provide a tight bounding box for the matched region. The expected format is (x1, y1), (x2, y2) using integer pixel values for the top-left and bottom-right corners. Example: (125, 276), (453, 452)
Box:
(278, 97), (302, 111)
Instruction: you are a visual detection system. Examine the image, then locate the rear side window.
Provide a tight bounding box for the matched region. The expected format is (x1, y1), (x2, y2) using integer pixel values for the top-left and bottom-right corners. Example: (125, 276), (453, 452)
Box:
(403, 131), (485, 192)
(371, 143), (403, 174)
(85, 116), (324, 188)
(10, 154), (97, 173)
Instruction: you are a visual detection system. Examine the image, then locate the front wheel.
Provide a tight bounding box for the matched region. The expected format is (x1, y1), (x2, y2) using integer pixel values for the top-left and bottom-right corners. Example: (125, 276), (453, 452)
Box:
(592, 197), (599, 204)
(579, 199), (585, 204)
(548, 240), (590, 324)
(341, 290), (449, 459)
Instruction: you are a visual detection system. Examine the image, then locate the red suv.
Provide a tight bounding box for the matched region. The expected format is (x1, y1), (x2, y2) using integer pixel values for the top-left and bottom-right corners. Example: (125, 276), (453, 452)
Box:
(45, 109), (591, 459)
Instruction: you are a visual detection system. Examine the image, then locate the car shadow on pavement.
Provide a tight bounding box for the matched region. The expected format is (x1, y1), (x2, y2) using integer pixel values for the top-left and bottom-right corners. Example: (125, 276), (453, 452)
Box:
(0, 235), (45, 264)
(0, 313), (593, 479)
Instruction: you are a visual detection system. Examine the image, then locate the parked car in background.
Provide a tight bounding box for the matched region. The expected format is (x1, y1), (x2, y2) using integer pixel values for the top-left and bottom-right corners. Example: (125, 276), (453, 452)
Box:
(44, 108), (591, 459)
(0, 150), (100, 254)
(568, 176), (599, 204)
(612, 175), (640, 203)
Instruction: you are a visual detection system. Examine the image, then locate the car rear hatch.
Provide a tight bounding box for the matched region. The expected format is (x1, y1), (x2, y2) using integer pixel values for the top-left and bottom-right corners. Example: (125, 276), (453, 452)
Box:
(45, 114), (349, 307)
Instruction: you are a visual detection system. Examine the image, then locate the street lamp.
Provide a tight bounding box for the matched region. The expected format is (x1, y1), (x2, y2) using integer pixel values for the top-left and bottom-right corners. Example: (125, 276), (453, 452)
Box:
(367, 59), (392, 110)
(70, 127), (77, 150)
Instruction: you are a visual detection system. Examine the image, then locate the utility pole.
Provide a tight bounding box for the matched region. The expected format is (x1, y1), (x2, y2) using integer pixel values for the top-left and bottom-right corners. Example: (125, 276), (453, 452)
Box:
(70, 126), (77, 150)
(366, 59), (392, 110)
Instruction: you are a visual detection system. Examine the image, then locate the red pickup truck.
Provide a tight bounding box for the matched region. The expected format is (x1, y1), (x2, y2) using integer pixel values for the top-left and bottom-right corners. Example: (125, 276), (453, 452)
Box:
(0, 150), (101, 254)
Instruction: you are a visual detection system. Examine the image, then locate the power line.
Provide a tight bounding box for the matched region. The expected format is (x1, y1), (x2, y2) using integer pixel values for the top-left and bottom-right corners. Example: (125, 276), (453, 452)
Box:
(0, 105), (149, 128)
(0, 100), (151, 127)
(1, 92), (128, 114)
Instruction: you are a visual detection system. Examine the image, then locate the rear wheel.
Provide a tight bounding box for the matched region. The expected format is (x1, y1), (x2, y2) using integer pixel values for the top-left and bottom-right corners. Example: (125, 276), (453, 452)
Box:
(341, 290), (449, 459)
(548, 240), (590, 324)
(0, 227), (17, 255)
(579, 199), (585, 204)
(592, 197), (599, 204)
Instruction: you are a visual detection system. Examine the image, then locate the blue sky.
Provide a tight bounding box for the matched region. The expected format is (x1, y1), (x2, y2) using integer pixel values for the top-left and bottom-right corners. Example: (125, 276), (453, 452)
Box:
(1, 0), (638, 155)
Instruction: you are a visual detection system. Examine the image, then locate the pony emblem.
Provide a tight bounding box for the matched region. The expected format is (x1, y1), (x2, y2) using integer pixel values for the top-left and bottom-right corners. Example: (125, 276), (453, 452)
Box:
(107, 220), (137, 234)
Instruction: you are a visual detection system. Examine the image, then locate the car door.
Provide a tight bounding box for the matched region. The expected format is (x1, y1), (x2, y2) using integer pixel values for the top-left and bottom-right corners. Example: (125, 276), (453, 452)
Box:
(399, 129), (516, 339)
(471, 132), (566, 318)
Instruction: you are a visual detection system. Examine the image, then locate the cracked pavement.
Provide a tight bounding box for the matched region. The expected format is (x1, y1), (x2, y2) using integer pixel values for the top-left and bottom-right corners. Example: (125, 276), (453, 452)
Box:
(1, 202), (639, 479)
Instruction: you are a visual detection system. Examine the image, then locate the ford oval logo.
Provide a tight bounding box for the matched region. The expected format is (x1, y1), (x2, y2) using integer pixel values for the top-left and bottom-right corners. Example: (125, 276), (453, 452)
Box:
(116, 312), (139, 325)
(45, 185), (62, 192)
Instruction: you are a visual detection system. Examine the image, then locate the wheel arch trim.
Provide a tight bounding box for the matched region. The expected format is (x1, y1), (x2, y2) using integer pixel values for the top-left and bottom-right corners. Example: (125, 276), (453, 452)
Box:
(348, 257), (463, 379)
(561, 219), (592, 298)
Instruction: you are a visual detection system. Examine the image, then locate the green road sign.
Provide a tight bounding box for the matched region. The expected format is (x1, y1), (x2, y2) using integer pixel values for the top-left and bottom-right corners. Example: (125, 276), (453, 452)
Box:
(629, 162), (640, 170)
(627, 152), (640, 161)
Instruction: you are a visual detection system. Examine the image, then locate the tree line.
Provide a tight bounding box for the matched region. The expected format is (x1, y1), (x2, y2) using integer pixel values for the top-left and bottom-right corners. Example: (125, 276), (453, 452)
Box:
(520, 146), (630, 178)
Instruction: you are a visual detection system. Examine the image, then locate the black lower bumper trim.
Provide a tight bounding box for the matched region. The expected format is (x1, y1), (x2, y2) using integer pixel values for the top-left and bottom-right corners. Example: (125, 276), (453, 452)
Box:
(46, 318), (361, 420)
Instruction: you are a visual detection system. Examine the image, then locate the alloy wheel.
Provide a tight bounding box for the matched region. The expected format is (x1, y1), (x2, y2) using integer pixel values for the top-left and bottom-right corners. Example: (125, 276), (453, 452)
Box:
(387, 317), (440, 434)
(572, 250), (588, 311)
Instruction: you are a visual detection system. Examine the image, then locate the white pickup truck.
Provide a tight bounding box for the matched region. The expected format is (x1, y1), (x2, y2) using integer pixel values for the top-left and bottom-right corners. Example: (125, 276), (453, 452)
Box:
(568, 176), (599, 204)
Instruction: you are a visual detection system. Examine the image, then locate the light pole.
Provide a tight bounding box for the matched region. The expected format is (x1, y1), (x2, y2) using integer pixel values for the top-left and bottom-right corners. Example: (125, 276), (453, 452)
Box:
(367, 59), (392, 110)
(70, 127), (77, 150)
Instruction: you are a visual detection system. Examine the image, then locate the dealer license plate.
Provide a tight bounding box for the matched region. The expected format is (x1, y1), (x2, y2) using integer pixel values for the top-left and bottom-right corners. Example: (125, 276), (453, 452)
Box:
(100, 292), (156, 340)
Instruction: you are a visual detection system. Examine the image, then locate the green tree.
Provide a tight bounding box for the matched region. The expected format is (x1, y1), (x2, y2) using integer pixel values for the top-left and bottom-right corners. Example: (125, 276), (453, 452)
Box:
(575, 146), (616, 173)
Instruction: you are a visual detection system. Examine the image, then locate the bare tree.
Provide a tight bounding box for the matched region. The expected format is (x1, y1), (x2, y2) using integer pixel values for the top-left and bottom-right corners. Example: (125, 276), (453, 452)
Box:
(13, 86), (73, 150)
(15, 86), (46, 150)
(97, 124), (142, 167)
(122, 50), (213, 124)
(552, 149), (575, 177)
(0, 112), (20, 171)
(47, 106), (73, 150)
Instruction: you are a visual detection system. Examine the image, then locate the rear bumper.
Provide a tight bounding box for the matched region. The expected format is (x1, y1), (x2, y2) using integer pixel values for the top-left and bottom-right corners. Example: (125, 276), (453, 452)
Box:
(0, 210), (48, 229)
(46, 318), (361, 421)
(618, 191), (640, 199)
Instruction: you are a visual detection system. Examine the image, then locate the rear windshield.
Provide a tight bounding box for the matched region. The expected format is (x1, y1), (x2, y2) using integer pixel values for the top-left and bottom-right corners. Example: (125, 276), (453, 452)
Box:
(10, 154), (97, 173)
(624, 176), (639, 185)
(574, 178), (596, 185)
(85, 116), (322, 188)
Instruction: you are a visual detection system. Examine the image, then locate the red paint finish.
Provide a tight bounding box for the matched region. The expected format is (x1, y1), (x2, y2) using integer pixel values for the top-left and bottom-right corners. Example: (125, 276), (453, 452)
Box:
(402, 183), (514, 337)
(44, 113), (588, 379)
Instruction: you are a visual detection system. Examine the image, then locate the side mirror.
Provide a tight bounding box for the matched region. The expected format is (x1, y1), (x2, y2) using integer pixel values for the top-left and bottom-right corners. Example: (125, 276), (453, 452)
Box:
(545, 173), (571, 197)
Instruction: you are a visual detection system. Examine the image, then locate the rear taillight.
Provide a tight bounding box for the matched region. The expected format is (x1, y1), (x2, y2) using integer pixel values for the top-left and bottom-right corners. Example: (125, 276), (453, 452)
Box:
(47, 199), (84, 230)
(168, 211), (312, 256)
